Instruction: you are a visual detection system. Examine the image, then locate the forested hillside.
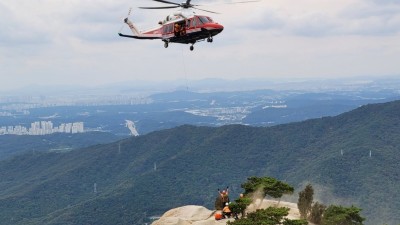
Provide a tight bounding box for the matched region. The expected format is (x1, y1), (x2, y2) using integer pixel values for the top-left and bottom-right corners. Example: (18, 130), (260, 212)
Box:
(0, 100), (399, 225)
(0, 132), (120, 160)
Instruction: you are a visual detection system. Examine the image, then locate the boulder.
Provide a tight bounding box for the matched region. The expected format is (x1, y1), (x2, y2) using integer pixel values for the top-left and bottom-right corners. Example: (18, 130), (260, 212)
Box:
(152, 205), (234, 225)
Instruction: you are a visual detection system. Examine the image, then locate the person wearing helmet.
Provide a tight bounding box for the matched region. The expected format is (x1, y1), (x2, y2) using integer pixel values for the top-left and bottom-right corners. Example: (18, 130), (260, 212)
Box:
(222, 202), (232, 218)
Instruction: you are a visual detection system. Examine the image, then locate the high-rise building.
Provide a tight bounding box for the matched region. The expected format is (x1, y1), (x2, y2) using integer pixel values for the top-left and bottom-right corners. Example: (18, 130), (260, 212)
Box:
(64, 123), (72, 133)
(0, 127), (6, 135)
(71, 122), (84, 133)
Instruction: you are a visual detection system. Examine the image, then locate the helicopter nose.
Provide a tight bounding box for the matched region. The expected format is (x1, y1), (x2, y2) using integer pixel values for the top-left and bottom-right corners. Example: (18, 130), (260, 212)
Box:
(212, 23), (224, 31)
(218, 24), (224, 32)
(207, 23), (223, 34)
(201, 23), (224, 36)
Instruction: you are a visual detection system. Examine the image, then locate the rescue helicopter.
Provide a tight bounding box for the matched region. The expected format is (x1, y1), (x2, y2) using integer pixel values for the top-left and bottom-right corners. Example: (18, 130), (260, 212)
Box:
(118, 0), (258, 51)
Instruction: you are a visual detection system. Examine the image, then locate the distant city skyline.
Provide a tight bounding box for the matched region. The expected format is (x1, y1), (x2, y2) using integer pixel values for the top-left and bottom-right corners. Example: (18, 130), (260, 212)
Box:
(0, 121), (84, 136)
(1, 0), (399, 92)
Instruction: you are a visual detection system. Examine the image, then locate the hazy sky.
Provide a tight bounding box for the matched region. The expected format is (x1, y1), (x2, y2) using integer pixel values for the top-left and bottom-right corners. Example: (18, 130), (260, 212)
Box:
(1, 0), (399, 91)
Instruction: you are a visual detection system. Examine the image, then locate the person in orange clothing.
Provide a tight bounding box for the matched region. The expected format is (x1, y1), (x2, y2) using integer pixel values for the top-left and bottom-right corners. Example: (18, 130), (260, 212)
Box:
(222, 203), (232, 218)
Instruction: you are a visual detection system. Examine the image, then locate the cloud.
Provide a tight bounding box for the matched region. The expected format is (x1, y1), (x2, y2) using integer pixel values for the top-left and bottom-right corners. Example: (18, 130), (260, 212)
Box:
(287, 0), (400, 37)
(337, 1), (400, 36)
(0, 3), (51, 46)
(0, 0), (135, 45)
(224, 0), (400, 37)
(367, 0), (400, 5)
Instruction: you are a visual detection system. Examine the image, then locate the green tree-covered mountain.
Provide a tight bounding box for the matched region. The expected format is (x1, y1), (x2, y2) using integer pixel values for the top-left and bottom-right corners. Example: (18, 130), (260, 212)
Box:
(0, 100), (399, 225)
(0, 132), (121, 160)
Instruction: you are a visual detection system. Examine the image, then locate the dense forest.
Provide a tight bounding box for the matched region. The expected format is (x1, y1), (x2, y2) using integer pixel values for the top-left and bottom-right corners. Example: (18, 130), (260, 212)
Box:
(0, 100), (399, 225)
(0, 132), (120, 160)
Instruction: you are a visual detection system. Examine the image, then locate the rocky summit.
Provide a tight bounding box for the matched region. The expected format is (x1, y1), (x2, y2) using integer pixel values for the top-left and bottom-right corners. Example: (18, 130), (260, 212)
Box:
(152, 199), (301, 225)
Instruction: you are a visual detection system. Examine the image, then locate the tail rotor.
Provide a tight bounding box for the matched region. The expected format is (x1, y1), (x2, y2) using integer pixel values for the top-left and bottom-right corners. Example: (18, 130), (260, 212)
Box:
(119, 7), (133, 34)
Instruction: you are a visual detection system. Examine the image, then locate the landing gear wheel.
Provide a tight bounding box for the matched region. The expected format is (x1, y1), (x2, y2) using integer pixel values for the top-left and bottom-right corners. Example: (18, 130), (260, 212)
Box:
(164, 42), (168, 48)
(190, 45), (194, 51)
(207, 37), (213, 43)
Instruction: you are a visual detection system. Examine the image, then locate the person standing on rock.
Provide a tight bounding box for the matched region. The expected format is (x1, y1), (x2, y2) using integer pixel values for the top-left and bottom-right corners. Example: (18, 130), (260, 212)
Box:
(215, 186), (230, 210)
(220, 187), (230, 209)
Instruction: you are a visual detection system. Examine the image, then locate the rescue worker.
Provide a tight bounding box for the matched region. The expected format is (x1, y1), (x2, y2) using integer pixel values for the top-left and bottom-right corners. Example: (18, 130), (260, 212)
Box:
(174, 23), (181, 36)
(222, 203), (232, 218)
(220, 187), (230, 209)
(180, 24), (186, 36)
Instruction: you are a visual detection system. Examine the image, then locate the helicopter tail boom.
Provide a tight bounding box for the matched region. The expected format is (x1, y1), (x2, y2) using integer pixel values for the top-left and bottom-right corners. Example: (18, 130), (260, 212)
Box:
(118, 33), (161, 40)
(119, 16), (162, 40)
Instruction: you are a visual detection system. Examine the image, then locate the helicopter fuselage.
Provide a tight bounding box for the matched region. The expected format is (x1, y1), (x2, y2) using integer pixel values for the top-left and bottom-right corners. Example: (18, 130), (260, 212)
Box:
(118, 12), (224, 51)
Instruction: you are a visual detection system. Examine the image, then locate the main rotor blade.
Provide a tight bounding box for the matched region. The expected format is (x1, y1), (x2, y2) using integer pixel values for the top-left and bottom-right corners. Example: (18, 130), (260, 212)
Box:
(192, 7), (220, 14)
(151, 0), (180, 6)
(203, 0), (260, 6)
(139, 6), (180, 9)
(225, 0), (261, 4)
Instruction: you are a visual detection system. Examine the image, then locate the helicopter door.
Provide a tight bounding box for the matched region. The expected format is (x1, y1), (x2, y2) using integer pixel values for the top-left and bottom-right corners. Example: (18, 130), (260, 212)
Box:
(191, 17), (198, 28)
(174, 21), (186, 37)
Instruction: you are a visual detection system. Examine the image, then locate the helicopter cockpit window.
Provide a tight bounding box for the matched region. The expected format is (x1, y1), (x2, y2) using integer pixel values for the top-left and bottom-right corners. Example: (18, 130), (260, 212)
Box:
(198, 16), (210, 24)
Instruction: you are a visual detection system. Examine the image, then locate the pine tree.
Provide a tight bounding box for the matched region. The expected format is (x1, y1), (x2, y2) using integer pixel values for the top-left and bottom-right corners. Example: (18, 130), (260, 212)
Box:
(241, 176), (294, 199)
(321, 205), (365, 225)
(309, 201), (326, 224)
(297, 184), (314, 219)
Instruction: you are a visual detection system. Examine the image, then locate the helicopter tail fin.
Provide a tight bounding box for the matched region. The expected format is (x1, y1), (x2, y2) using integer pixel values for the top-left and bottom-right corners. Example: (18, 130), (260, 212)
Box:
(124, 17), (141, 36)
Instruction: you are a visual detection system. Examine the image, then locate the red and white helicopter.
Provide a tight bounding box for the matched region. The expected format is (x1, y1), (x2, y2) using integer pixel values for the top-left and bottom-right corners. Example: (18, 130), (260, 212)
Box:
(118, 0), (257, 51)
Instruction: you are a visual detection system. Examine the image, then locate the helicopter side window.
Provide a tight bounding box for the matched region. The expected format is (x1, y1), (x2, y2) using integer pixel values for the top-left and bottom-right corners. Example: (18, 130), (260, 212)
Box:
(163, 25), (168, 34)
(167, 24), (173, 33)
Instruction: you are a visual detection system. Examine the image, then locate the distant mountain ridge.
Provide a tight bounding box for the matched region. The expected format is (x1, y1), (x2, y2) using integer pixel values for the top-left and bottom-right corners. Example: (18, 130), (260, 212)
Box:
(0, 100), (399, 225)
